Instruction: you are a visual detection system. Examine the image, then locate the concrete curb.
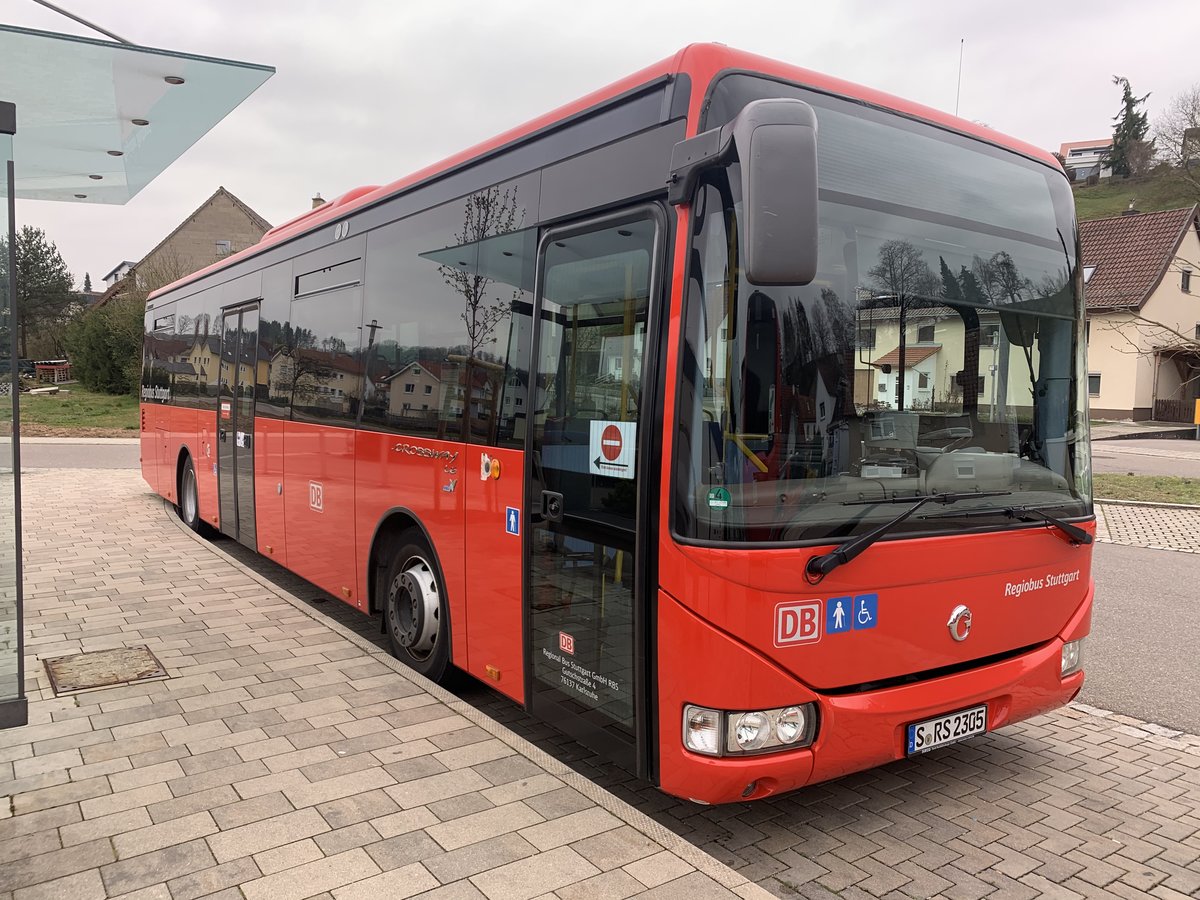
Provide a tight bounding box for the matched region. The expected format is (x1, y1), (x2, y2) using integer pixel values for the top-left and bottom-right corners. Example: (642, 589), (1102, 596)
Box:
(164, 499), (772, 900)
(1095, 497), (1200, 510)
(17, 436), (141, 445)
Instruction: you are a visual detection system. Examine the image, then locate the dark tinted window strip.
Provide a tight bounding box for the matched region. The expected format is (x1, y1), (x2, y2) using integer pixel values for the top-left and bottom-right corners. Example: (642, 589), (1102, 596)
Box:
(153, 81), (676, 306)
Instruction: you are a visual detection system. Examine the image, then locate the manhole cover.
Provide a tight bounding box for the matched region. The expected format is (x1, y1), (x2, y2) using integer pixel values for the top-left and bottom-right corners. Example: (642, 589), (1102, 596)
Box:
(44, 646), (168, 694)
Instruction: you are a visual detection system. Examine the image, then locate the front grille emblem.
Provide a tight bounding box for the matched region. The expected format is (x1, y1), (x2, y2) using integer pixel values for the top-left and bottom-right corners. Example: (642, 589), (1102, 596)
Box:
(948, 605), (972, 642)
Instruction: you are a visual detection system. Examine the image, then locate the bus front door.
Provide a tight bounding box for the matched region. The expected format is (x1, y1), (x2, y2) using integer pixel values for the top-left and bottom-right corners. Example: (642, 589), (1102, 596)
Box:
(217, 305), (259, 550)
(525, 209), (662, 777)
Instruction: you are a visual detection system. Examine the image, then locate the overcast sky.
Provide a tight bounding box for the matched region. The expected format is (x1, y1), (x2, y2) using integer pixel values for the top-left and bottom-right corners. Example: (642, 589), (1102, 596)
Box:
(4, 0), (1197, 289)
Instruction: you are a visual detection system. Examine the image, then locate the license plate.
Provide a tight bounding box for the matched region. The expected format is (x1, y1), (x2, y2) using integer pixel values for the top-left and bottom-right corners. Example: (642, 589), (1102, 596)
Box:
(906, 704), (987, 755)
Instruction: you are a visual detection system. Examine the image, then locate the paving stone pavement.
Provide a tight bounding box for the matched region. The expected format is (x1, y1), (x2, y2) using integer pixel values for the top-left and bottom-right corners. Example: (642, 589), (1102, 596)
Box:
(4, 469), (1200, 900)
(1094, 501), (1200, 554)
(1, 469), (767, 900)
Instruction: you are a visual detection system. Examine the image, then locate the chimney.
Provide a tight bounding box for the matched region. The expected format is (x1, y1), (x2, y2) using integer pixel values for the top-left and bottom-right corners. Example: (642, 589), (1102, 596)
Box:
(312, 193), (325, 209)
(1120, 198), (1140, 216)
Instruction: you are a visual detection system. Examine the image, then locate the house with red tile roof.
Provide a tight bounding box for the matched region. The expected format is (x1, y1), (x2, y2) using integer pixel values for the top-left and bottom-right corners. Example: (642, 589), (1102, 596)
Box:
(1082, 205), (1200, 420)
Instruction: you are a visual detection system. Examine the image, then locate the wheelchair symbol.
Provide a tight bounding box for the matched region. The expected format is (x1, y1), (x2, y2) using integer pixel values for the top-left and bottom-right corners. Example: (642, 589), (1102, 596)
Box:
(853, 593), (878, 630)
(857, 599), (872, 626)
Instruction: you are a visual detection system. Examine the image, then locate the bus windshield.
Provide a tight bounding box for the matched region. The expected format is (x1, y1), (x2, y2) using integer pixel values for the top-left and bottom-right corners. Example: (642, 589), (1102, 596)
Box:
(674, 75), (1091, 546)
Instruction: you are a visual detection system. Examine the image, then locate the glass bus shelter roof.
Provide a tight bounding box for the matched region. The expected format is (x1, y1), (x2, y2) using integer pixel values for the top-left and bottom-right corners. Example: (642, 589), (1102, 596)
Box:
(0, 24), (274, 204)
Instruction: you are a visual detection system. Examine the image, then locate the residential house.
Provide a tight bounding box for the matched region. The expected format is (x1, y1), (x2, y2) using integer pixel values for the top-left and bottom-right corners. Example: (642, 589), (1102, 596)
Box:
(854, 307), (1008, 413)
(96, 186), (270, 305)
(1058, 140), (1113, 183)
(1082, 205), (1200, 421)
(101, 260), (136, 288)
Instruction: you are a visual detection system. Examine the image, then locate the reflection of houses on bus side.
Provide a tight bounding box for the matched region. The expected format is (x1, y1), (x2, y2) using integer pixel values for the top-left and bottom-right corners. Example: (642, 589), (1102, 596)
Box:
(381, 360), (450, 424)
(377, 357), (499, 430)
(272, 348), (365, 418)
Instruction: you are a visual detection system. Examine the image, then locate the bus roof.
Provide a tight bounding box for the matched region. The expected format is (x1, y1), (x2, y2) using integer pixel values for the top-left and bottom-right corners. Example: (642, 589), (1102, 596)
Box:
(149, 43), (1060, 302)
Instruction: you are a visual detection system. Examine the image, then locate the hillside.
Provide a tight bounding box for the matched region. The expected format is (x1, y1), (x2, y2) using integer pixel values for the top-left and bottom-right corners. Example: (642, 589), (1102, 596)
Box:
(1073, 168), (1198, 221)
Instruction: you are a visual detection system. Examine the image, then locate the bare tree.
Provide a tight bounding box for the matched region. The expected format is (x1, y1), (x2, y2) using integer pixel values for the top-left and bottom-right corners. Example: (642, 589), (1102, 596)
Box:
(437, 185), (527, 439)
(439, 185), (525, 360)
(1155, 83), (1200, 201)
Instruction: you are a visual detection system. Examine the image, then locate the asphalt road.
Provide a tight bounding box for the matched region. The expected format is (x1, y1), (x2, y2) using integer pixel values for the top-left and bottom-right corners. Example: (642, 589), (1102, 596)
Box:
(19, 438), (140, 470)
(1082, 540), (1200, 733)
(1092, 436), (1200, 476)
(24, 437), (1200, 736)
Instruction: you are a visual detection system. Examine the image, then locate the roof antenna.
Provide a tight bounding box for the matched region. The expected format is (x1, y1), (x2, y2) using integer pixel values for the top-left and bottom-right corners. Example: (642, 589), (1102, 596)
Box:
(28, 0), (132, 44)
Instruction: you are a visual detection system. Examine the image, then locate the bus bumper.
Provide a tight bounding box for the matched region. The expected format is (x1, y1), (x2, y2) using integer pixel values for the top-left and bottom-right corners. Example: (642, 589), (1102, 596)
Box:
(656, 584), (1091, 805)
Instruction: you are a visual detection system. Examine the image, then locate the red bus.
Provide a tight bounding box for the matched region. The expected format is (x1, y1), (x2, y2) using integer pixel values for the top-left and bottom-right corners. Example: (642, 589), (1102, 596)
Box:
(141, 44), (1093, 804)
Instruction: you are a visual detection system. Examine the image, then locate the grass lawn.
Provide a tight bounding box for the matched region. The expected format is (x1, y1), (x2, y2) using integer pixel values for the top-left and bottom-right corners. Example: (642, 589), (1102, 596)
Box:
(1092, 474), (1200, 505)
(1073, 170), (1198, 221)
(18, 387), (139, 436)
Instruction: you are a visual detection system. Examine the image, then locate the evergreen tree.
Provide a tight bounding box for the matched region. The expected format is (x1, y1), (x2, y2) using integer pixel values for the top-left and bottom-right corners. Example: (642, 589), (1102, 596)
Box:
(83, 271), (92, 293)
(1104, 76), (1152, 178)
(958, 266), (987, 305)
(939, 257), (964, 301)
(0, 226), (75, 357)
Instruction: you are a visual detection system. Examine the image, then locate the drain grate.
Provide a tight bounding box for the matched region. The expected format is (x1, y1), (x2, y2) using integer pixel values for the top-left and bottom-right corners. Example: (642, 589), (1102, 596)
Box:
(44, 646), (168, 694)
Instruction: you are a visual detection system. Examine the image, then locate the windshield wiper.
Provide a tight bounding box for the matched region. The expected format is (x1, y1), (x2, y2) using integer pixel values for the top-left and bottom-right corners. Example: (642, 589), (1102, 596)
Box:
(805, 490), (1012, 582)
(920, 504), (1093, 546)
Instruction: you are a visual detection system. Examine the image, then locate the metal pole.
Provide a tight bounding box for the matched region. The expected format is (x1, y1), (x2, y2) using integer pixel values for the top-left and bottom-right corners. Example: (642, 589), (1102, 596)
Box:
(955, 39), (964, 117)
(1, 96), (26, 727)
(29, 0), (132, 44)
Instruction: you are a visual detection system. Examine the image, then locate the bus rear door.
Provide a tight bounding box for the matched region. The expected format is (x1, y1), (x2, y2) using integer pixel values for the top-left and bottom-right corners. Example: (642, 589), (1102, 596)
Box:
(218, 303), (259, 550)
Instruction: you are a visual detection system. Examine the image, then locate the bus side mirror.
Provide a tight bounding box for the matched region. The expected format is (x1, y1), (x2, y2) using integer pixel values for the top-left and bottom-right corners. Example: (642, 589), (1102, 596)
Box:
(669, 98), (819, 286)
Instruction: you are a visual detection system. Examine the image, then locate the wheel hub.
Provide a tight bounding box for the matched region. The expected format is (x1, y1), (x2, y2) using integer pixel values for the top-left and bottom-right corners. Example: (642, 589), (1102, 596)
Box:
(389, 558), (439, 658)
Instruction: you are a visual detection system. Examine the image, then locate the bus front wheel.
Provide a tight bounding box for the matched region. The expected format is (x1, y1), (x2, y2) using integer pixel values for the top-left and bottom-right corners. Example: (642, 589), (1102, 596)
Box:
(384, 530), (451, 683)
(178, 456), (209, 535)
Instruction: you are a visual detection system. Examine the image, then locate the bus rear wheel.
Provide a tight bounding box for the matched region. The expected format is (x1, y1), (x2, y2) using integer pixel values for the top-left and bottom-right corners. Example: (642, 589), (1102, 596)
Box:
(384, 530), (451, 683)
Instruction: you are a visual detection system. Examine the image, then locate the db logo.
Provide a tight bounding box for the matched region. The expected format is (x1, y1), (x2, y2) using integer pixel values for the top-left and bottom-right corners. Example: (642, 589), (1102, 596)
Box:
(774, 601), (821, 647)
(559, 631), (575, 655)
(309, 481), (324, 512)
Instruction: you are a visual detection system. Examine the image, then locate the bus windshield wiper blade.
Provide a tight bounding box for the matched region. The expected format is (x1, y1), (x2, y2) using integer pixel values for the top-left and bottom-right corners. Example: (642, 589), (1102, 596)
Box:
(805, 490), (1012, 582)
(921, 504), (1093, 546)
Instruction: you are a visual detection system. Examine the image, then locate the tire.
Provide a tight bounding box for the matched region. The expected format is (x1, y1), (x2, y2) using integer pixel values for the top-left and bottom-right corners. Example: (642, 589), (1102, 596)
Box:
(178, 456), (210, 536)
(383, 529), (452, 683)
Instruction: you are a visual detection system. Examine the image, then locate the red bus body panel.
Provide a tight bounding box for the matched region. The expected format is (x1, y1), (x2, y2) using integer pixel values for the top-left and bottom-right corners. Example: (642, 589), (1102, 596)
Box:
(255, 417), (287, 563)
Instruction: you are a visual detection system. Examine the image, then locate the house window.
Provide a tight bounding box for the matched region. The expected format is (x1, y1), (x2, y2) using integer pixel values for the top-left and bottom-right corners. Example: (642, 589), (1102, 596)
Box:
(424, 385), (432, 395)
(1088, 373), (1102, 396)
(1184, 270), (1193, 293)
(916, 325), (935, 343)
(982, 324), (1000, 345)
(918, 373), (929, 389)
(1194, 323), (1200, 342)
(215, 240), (232, 256)
(858, 328), (877, 350)
(1083, 266), (1097, 283)
(404, 383), (415, 394)
(1086, 320), (1091, 342)
(878, 382), (887, 393)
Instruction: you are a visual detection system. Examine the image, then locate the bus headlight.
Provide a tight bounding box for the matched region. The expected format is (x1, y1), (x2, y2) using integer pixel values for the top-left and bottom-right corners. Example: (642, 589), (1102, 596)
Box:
(1061, 639), (1083, 677)
(733, 712), (771, 751)
(683, 703), (818, 756)
(775, 706), (808, 744)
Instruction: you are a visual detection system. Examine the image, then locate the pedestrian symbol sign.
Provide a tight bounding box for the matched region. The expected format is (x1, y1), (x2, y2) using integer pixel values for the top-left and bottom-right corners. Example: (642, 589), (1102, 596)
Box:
(505, 506), (520, 536)
(826, 596), (852, 634)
